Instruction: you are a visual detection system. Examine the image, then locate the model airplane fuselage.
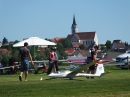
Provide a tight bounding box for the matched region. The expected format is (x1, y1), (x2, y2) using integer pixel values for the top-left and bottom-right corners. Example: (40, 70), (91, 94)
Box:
(48, 60), (104, 79)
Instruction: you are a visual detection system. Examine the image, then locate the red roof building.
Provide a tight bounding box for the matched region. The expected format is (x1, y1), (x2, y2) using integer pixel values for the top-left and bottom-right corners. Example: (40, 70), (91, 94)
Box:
(0, 49), (11, 54)
(67, 15), (98, 49)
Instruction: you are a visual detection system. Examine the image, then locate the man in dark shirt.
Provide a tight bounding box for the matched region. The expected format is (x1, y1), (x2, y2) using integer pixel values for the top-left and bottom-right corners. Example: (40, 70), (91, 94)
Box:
(86, 45), (99, 79)
(18, 42), (34, 81)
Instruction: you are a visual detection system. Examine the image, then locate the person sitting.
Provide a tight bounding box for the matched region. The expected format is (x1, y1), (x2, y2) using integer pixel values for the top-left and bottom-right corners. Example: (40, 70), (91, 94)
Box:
(9, 57), (18, 74)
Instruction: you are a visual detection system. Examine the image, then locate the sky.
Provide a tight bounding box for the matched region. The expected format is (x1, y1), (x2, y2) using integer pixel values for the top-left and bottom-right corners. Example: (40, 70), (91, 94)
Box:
(0, 0), (130, 44)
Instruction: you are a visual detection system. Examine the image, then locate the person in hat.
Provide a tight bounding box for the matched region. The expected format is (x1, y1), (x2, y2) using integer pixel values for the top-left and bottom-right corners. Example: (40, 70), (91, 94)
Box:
(53, 47), (59, 73)
(86, 45), (99, 79)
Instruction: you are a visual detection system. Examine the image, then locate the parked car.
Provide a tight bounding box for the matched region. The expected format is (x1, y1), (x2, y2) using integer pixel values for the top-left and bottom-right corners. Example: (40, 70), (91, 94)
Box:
(115, 50), (130, 69)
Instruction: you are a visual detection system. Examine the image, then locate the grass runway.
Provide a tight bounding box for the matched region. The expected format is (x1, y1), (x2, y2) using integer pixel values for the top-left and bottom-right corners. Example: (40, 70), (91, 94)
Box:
(0, 66), (130, 97)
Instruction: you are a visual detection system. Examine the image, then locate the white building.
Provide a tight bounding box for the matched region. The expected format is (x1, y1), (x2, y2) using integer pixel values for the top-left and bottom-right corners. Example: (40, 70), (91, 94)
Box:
(67, 15), (98, 48)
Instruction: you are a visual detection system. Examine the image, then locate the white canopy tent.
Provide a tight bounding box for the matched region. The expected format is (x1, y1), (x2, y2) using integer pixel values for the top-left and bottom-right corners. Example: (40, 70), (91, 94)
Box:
(13, 36), (56, 47)
(13, 36), (56, 59)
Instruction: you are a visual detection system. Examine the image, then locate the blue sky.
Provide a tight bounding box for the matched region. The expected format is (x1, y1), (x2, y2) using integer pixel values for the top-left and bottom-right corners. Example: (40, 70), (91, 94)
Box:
(0, 0), (130, 44)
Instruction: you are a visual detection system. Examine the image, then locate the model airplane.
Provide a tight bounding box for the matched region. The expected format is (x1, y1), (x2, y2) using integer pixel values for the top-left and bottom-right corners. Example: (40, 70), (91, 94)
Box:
(48, 60), (105, 80)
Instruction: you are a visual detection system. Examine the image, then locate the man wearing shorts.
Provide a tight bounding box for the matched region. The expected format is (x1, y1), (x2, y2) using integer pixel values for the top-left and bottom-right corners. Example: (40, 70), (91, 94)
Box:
(86, 45), (99, 79)
(18, 42), (34, 81)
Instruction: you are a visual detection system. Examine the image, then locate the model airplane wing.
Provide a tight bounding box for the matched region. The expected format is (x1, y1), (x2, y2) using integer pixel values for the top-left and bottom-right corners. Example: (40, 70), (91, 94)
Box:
(66, 59), (100, 78)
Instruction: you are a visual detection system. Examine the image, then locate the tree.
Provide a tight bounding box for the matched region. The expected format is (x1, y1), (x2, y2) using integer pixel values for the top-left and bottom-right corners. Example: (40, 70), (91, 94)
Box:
(100, 44), (106, 51)
(125, 42), (128, 47)
(35, 51), (46, 61)
(29, 46), (38, 60)
(0, 55), (3, 61)
(60, 38), (70, 48)
(8, 45), (12, 51)
(57, 44), (67, 59)
(14, 40), (20, 44)
(0, 53), (11, 66)
(2, 37), (8, 44)
(12, 49), (19, 61)
(105, 40), (112, 50)
(42, 48), (50, 60)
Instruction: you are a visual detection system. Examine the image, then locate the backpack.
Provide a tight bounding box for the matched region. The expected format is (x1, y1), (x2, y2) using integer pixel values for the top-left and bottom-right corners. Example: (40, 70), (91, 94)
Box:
(88, 49), (93, 57)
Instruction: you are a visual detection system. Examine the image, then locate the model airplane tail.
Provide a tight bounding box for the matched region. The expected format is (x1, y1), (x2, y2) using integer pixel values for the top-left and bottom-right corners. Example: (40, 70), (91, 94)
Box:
(75, 62), (104, 77)
(70, 62), (104, 75)
(94, 63), (104, 76)
(66, 59), (101, 78)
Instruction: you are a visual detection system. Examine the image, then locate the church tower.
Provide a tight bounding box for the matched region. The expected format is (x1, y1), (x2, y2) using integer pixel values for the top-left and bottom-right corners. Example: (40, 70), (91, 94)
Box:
(71, 15), (78, 34)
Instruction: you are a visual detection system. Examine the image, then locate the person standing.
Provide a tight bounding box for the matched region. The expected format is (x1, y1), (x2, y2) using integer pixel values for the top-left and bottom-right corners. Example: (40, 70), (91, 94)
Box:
(47, 47), (56, 74)
(18, 42), (34, 81)
(86, 45), (99, 79)
(53, 47), (59, 73)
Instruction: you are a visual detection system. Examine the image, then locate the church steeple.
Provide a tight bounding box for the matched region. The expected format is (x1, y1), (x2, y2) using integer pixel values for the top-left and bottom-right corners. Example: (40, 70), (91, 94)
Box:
(71, 15), (78, 34)
(73, 15), (77, 25)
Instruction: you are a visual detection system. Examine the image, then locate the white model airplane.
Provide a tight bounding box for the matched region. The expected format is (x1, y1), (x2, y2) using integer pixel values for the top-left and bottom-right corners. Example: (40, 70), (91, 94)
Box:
(48, 60), (105, 80)
(70, 64), (81, 71)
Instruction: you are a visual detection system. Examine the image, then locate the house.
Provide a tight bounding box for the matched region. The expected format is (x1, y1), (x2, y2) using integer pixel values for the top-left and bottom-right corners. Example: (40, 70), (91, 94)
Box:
(112, 40), (126, 51)
(50, 37), (63, 44)
(113, 40), (122, 44)
(9, 41), (15, 45)
(2, 43), (9, 46)
(37, 47), (46, 51)
(66, 49), (88, 63)
(71, 42), (82, 50)
(72, 50), (88, 57)
(0, 49), (11, 54)
(23, 38), (28, 40)
(67, 15), (98, 49)
(65, 48), (75, 56)
(65, 48), (88, 57)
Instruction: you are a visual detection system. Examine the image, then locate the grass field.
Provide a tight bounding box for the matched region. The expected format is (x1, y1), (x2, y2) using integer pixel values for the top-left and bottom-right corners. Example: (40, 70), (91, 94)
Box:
(0, 66), (130, 97)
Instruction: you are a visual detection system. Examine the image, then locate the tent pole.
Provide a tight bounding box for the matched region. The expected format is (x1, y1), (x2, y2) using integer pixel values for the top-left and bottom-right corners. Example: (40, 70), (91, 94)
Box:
(34, 46), (35, 60)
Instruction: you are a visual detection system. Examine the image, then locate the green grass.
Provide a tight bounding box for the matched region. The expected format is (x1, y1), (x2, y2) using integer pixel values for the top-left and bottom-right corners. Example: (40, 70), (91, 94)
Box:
(0, 66), (130, 97)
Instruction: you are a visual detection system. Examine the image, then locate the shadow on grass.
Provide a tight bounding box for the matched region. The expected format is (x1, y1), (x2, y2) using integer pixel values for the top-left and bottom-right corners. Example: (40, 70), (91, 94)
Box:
(45, 77), (84, 81)
(45, 77), (56, 80)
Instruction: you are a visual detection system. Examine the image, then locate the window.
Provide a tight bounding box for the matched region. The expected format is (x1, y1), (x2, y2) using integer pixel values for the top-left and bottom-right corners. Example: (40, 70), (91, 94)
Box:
(88, 41), (90, 44)
(127, 51), (130, 53)
(86, 41), (87, 44)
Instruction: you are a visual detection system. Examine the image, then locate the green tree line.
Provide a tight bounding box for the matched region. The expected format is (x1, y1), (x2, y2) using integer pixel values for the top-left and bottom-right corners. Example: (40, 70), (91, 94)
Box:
(0, 37), (70, 66)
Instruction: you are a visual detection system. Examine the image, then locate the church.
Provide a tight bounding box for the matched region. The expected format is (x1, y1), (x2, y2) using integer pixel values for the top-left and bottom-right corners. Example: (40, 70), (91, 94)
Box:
(67, 15), (98, 49)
